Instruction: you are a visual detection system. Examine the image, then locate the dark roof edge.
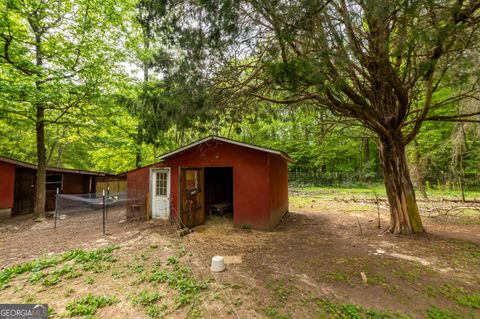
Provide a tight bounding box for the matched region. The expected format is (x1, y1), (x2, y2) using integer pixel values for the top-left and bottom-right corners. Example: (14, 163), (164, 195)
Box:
(0, 155), (109, 176)
(119, 135), (296, 175)
(159, 136), (296, 162)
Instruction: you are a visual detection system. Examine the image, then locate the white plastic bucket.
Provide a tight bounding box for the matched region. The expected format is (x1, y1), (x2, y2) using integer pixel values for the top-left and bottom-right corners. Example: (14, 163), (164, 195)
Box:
(210, 255), (226, 272)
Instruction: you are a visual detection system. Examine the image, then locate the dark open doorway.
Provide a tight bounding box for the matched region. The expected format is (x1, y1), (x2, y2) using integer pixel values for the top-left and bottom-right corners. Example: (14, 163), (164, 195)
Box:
(204, 167), (233, 220)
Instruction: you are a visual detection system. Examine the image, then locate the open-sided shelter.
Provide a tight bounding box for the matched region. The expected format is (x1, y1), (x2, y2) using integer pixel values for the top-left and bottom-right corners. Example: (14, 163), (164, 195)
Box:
(0, 156), (124, 219)
(125, 136), (294, 230)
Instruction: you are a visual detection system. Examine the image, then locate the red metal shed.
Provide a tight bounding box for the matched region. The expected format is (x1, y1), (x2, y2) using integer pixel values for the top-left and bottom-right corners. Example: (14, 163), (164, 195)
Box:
(125, 136), (294, 230)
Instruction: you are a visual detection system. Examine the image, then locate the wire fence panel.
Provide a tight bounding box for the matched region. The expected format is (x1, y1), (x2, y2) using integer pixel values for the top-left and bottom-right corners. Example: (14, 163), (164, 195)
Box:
(54, 192), (146, 233)
(288, 170), (480, 191)
(288, 170), (383, 188)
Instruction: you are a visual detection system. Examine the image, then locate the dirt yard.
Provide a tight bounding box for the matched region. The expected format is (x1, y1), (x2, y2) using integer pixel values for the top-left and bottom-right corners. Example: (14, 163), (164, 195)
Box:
(0, 191), (479, 318)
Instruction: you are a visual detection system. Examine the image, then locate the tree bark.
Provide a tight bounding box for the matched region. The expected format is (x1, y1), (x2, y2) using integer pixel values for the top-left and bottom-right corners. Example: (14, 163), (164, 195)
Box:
(414, 139), (428, 200)
(34, 105), (46, 220)
(135, 123), (143, 168)
(378, 132), (424, 234)
(33, 32), (46, 221)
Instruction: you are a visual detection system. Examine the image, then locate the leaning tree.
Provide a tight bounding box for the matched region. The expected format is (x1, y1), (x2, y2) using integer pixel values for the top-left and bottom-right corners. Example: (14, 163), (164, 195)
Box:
(142, 0), (480, 234)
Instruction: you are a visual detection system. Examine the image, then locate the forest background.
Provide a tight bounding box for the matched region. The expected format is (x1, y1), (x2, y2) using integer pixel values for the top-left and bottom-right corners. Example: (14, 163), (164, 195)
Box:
(1, 0), (479, 198)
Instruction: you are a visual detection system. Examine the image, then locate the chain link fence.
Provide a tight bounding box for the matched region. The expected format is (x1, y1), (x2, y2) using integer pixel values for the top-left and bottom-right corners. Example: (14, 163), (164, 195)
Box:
(288, 169), (480, 191)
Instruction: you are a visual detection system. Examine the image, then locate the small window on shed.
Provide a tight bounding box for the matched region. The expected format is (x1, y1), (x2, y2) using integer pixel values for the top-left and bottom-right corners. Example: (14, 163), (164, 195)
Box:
(155, 171), (167, 196)
(185, 170), (198, 190)
(46, 174), (62, 191)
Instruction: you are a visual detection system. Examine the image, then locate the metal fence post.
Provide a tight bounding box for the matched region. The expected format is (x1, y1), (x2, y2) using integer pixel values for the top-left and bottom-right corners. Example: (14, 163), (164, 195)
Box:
(54, 187), (59, 229)
(106, 185), (110, 220)
(102, 189), (106, 235)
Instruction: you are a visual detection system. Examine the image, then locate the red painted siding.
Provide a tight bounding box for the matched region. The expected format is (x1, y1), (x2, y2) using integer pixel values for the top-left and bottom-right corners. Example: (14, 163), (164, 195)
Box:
(62, 173), (90, 194)
(45, 173), (92, 211)
(127, 140), (289, 230)
(268, 154), (289, 229)
(126, 166), (150, 217)
(0, 161), (15, 209)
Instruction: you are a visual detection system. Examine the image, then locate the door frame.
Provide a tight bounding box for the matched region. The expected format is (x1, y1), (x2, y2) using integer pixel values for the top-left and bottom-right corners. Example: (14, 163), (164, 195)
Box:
(178, 166), (205, 228)
(203, 166), (235, 220)
(150, 167), (171, 219)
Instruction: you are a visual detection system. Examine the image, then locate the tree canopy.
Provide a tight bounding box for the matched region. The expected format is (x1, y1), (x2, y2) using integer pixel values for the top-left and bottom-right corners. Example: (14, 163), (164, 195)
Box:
(0, 0), (479, 233)
(134, 0), (480, 233)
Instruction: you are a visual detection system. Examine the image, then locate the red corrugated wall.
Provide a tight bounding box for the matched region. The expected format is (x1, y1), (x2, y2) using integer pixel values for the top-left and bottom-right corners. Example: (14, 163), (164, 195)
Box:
(0, 161), (15, 209)
(127, 140), (289, 230)
(45, 173), (92, 211)
(268, 154), (289, 229)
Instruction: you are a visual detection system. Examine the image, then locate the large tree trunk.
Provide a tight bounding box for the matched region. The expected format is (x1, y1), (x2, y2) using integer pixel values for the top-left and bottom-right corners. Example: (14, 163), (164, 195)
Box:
(135, 123), (143, 168)
(414, 139), (428, 200)
(34, 105), (46, 220)
(378, 133), (424, 234)
(33, 32), (46, 221)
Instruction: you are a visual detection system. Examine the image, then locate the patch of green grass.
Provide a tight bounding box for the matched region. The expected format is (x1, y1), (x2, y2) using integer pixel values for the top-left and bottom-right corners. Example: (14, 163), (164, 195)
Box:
(439, 284), (480, 309)
(324, 271), (353, 285)
(62, 246), (119, 264)
(48, 307), (56, 317)
(266, 280), (293, 303)
(135, 253), (149, 261)
(0, 246), (119, 290)
(28, 264), (80, 287)
(65, 293), (119, 317)
(28, 271), (46, 284)
(230, 283), (242, 289)
(426, 307), (462, 319)
(264, 307), (292, 319)
(291, 186), (480, 201)
(166, 256), (179, 266)
(132, 290), (163, 307)
(128, 263), (145, 274)
(425, 285), (440, 298)
(392, 264), (432, 284)
(82, 263), (110, 273)
(188, 304), (202, 318)
(85, 276), (95, 285)
(315, 298), (406, 318)
(146, 303), (168, 318)
(0, 257), (60, 289)
(46, 265), (81, 286)
(233, 297), (242, 307)
(111, 269), (123, 279)
(148, 253), (207, 308)
(462, 243), (480, 260)
(368, 273), (387, 285)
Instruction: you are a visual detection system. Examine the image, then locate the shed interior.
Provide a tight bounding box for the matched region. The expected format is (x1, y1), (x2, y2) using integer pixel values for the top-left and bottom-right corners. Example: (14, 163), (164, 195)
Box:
(204, 167), (233, 219)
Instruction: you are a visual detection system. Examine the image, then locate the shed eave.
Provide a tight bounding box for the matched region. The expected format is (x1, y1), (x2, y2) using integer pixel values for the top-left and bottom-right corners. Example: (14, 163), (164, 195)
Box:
(0, 155), (107, 176)
(158, 136), (295, 162)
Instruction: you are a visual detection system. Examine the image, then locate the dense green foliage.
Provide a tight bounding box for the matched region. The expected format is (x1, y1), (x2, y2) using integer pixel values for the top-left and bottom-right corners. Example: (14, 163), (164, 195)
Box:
(0, 0), (478, 192)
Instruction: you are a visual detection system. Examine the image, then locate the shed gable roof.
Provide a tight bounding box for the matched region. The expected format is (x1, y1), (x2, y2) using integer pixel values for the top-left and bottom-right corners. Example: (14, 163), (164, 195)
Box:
(159, 136), (295, 163)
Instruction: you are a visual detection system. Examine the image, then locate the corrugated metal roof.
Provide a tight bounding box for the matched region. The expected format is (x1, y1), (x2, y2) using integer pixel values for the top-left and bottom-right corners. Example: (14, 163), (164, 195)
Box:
(0, 155), (108, 176)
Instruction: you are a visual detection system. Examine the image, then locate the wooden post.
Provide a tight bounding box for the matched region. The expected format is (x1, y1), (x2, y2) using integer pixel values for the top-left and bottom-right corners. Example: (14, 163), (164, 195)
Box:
(374, 192), (381, 229)
(146, 193), (150, 220)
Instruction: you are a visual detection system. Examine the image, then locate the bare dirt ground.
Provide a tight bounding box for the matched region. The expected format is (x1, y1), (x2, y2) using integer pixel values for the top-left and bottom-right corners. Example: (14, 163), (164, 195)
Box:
(0, 192), (479, 318)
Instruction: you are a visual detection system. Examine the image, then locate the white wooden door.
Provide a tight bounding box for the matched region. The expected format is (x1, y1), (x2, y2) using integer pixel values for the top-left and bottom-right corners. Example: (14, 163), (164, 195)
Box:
(152, 169), (170, 219)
